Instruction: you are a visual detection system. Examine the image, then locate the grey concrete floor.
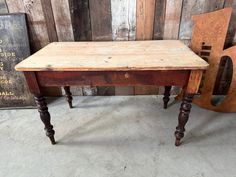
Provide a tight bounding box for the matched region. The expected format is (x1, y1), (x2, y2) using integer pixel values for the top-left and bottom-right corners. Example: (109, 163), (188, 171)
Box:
(0, 96), (236, 177)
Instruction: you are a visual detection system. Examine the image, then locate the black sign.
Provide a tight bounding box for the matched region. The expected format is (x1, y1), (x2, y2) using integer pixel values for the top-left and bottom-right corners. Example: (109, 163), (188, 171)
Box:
(0, 13), (34, 108)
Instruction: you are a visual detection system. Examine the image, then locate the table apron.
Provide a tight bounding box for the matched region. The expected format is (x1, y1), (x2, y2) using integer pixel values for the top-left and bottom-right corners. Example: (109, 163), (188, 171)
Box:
(34, 70), (190, 87)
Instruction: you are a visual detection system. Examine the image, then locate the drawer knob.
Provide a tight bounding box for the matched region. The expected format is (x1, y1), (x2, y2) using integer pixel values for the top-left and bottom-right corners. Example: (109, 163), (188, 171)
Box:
(125, 73), (129, 78)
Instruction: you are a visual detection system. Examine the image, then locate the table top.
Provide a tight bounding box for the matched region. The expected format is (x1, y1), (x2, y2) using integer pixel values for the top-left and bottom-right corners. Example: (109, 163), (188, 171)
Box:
(15, 40), (208, 71)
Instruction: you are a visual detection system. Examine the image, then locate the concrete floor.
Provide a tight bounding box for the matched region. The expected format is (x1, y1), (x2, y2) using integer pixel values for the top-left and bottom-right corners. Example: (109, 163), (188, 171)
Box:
(0, 96), (236, 177)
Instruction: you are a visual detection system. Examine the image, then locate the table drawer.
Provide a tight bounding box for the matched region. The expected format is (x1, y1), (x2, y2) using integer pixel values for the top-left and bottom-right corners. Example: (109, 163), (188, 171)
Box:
(35, 70), (190, 87)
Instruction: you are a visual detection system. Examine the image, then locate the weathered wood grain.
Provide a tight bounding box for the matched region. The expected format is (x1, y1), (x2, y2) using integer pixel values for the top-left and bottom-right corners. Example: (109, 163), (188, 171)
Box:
(0, 0), (8, 13)
(89, 0), (113, 41)
(41, 0), (58, 42)
(15, 41), (208, 71)
(69, 0), (92, 41)
(6, 0), (50, 52)
(51, 0), (74, 41)
(153, 0), (166, 40)
(136, 0), (156, 40)
(179, 0), (225, 40)
(186, 70), (203, 94)
(111, 0), (136, 41)
(163, 0), (183, 39)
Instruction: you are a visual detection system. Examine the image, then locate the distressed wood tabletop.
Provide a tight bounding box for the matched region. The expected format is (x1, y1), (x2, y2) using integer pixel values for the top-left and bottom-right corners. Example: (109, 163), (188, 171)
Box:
(15, 40), (208, 71)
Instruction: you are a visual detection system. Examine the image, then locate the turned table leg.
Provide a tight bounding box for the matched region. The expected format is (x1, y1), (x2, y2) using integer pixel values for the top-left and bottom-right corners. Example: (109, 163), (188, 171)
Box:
(163, 86), (171, 109)
(34, 94), (56, 145)
(63, 86), (73, 108)
(175, 94), (194, 146)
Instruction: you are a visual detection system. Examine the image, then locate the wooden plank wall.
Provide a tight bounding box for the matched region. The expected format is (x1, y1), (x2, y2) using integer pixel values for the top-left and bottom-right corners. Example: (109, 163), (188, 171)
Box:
(1, 0), (236, 96)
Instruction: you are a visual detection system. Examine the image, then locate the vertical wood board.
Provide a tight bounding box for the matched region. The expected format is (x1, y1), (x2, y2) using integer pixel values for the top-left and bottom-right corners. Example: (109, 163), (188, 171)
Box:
(136, 0), (156, 40)
(69, 0), (92, 41)
(41, 0), (58, 42)
(111, 0), (136, 40)
(153, 0), (166, 40)
(89, 0), (113, 40)
(163, 0), (183, 39)
(51, 0), (74, 41)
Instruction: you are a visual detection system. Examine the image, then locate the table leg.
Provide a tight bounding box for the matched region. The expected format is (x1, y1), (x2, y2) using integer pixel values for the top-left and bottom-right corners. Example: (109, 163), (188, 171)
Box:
(63, 86), (73, 108)
(34, 94), (56, 145)
(163, 86), (171, 109)
(175, 93), (194, 146)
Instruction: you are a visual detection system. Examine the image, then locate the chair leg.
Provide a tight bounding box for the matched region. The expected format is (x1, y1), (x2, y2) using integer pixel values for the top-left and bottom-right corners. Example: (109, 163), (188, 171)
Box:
(63, 86), (73, 108)
(163, 86), (171, 109)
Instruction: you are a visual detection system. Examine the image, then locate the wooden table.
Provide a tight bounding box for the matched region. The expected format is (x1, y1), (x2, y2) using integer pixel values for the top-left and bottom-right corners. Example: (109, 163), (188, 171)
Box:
(15, 40), (208, 146)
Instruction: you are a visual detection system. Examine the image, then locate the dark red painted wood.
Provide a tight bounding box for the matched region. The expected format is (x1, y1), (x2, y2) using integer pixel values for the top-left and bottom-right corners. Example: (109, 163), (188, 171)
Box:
(36, 70), (190, 87)
(24, 72), (41, 94)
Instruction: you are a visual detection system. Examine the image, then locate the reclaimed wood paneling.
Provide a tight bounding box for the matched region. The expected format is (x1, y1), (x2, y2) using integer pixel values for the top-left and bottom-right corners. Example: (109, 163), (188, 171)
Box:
(0, 0), (8, 13)
(69, 0), (92, 41)
(51, 0), (74, 41)
(0, 14), (34, 108)
(163, 0), (183, 39)
(89, 0), (113, 41)
(153, 0), (166, 40)
(111, 0), (136, 40)
(111, 0), (136, 95)
(135, 0), (158, 95)
(6, 0), (50, 52)
(136, 0), (155, 40)
(41, 0), (58, 42)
